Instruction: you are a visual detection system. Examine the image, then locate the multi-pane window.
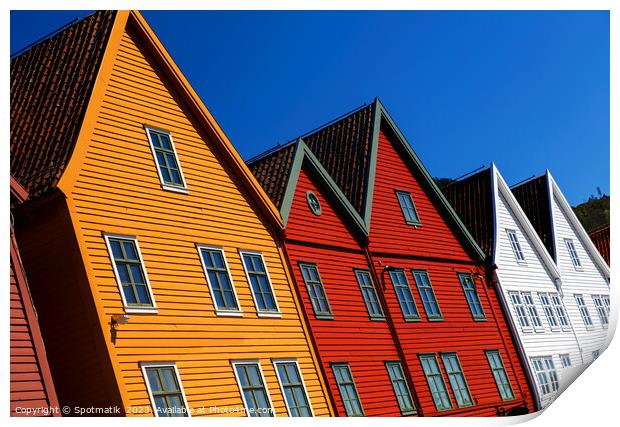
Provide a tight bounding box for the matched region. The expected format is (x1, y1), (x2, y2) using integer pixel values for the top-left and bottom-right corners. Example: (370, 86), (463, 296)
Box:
(145, 127), (187, 190)
(506, 229), (525, 262)
(550, 294), (570, 329)
(142, 364), (189, 417)
(233, 362), (274, 417)
(240, 252), (279, 314)
(386, 362), (416, 415)
(389, 269), (420, 321)
(198, 246), (240, 313)
(592, 295), (609, 327)
(602, 295), (610, 318)
(355, 270), (384, 320)
(274, 361), (313, 417)
(531, 357), (559, 396)
(332, 363), (364, 416)
(396, 190), (421, 225)
(522, 292), (543, 329)
(420, 354), (452, 411)
(559, 354), (572, 368)
(441, 353), (473, 408)
(105, 235), (155, 310)
(539, 293), (559, 330)
(575, 294), (593, 327)
(412, 270), (442, 320)
(485, 350), (515, 401)
(565, 239), (582, 268)
(458, 273), (485, 320)
(299, 263), (333, 319)
(509, 292), (530, 329)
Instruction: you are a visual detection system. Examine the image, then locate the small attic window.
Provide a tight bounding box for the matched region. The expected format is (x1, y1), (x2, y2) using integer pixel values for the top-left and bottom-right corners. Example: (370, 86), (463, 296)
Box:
(306, 191), (322, 216)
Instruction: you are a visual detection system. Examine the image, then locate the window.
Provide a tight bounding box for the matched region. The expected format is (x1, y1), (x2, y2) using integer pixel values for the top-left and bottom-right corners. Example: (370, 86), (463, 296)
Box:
(509, 292), (530, 329)
(441, 353), (473, 408)
(299, 263), (332, 319)
(145, 127), (187, 192)
(412, 270), (442, 320)
(531, 357), (559, 396)
(602, 295), (610, 318)
(459, 273), (485, 320)
(592, 350), (600, 360)
(332, 363), (364, 416)
(197, 246), (241, 315)
(551, 294), (570, 329)
(355, 269), (384, 320)
(522, 292), (543, 329)
(559, 354), (572, 368)
(575, 294), (593, 327)
(306, 191), (322, 216)
(419, 354), (452, 411)
(232, 361), (274, 417)
(274, 361), (313, 417)
(506, 229), (525, 262)
(240, 251), (279, 316)
(485, 350), (515, 401)
(141, 363), (189, 417)
(396, 190), (421, 225)
(539, 293), (559, 330)
(592, 295), (609, 327)
(565, 239), (581, 268)
(389, 269), (420, 321)
(385, 361), (416, 415)
(104, 235), (156, 312)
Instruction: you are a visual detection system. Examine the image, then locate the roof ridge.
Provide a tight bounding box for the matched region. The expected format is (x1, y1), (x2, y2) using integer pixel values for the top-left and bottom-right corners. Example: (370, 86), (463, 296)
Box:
(510, 172), (546, 189)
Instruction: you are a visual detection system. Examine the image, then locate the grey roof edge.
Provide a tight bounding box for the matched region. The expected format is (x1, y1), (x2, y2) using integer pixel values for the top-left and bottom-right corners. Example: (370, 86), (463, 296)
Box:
(371, 97), (487, 263)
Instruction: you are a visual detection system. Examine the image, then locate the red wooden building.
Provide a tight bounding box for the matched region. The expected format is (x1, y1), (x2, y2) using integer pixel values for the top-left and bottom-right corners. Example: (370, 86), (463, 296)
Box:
(588, 225), (610, 266)
(249, 99), (535, 416)
(10, 176), (59, 416)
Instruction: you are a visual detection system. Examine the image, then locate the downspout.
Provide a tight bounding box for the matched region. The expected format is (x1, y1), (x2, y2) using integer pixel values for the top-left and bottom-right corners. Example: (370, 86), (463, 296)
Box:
(364, 246), (424, 416)
(493, 267), (542, 413)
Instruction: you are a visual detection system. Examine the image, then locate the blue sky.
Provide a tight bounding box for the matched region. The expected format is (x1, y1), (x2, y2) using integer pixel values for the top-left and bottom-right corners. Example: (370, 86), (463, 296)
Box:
(11, 10), (609, 205)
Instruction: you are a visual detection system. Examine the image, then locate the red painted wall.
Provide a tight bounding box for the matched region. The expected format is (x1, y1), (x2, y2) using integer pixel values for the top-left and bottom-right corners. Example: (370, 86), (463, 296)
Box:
(367, 125), (535, 415)
(285, 168), (406, 416)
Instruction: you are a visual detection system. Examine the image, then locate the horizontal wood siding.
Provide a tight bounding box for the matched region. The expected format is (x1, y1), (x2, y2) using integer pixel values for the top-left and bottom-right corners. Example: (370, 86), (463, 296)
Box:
(67, 25), (328, 416)
(285, 168), (403, 416)
(369, 128), (470, 260)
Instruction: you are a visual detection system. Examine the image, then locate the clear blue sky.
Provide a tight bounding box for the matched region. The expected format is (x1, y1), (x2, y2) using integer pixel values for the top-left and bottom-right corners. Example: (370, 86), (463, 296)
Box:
(11, 10), (609, 205)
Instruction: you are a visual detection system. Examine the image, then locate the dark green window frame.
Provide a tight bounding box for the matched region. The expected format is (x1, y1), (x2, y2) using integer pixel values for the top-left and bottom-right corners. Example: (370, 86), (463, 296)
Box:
(233, 361), (274, 417)
(198, 246), (240, 313)
(389, 269), (420, 321)
(440, 353), (473, 408)
(458, 273), (486, 320)
(385, 361), (417, 415)
(396, 190), (421, 225)
(485, 350), (515, 401)
(332, 363), (364, 416)
(419, 354), (452, 411)
(299, 262), (333, 319)
(412, 270), (442, 320)
(354, 269), (385, 320)
(240, 252), (279, 314)
(274, 361), (313, 417)
(145, 127), (187, 190)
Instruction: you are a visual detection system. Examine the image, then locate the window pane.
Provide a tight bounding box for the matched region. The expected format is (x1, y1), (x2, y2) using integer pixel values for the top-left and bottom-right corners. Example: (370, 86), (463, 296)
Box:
(333, 365), (363, 416)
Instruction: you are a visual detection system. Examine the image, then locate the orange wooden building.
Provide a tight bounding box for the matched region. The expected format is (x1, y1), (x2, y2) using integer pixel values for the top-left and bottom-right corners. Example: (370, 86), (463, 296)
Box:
(11, 10), (331, 417)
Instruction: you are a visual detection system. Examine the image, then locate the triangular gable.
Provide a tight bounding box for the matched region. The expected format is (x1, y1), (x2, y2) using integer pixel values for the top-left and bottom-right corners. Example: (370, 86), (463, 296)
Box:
(32, 11), (283, 229)
(547, 171), (610, 279)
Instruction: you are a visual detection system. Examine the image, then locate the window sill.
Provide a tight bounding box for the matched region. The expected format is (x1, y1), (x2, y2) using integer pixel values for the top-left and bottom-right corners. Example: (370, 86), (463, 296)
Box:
(533, 327), (545, 333)
(473, 317), (487, 322)
(427, 317), (444, 322)
(405, 221), (422, 227)
(161, 184), (189, 194)
(215, 310), (243, 317)
(315, 314), (335, 320)
(404, 317), (422, 322)
(257, 312), (282, 318)
(125, 307), (158, 314)
(370, 317), (387, 322)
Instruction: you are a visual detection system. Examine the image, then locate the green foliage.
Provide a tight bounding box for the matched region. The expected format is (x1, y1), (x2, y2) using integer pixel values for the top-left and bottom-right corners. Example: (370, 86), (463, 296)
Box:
(573, 194), (610, 232)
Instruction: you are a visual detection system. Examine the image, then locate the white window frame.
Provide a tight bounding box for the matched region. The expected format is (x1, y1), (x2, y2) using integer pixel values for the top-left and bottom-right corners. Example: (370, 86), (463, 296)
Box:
(575, 294), (594, 329)
(238, 250), (281, 318)
(272, 359), (314, 417)
(539, 292), (560, 331)
(564, 238), (582, 270)
(103, 233), (158, 314)
(506, 229), (526, 263)
(550, 293), (571, 331)
(521, 292), (544, 332)
(592, 295), (609, 328)
(231, 360), (276, 417)
(144, 125), (189, 194)
(140, 362), (191, 417)
(196, 244), (243, 317)
(559, 354), (571, 368)
(530, 356), (559, 396)
(509, 291), (532, 332)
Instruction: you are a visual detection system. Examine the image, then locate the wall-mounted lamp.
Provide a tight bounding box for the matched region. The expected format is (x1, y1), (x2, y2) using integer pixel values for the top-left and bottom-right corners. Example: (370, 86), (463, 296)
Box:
(383, 265), (397, 272)
(111, 314), (130, 329)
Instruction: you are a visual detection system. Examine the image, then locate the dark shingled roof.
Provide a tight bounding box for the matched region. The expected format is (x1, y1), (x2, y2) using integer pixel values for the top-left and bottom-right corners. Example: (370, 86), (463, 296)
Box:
(10, 10), (116, 198)
(248, 103), (376, 216)
(511, 175), (555, 260)
(589, 224), (610, 265)
(442, 168), (494, 257)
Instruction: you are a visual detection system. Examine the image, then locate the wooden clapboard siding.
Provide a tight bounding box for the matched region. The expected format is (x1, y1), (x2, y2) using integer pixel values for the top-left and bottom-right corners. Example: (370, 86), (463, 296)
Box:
(61, 20), (329, 416)
(369, 127), (470, 261)
(285, 167), (402, 416)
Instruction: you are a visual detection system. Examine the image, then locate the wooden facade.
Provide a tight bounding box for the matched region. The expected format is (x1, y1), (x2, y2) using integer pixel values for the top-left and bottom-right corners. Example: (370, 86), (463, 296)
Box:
(249, 100), (535, 416)
(10, 177), (59, 416)
(588, 225), (610, 266)
(11, 10), (330, 417)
